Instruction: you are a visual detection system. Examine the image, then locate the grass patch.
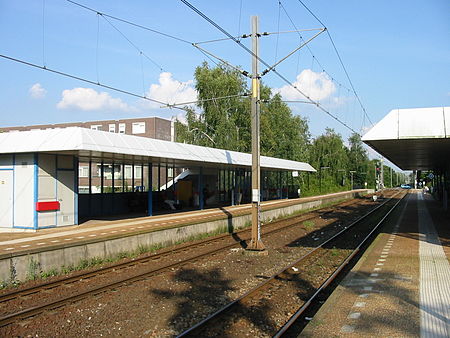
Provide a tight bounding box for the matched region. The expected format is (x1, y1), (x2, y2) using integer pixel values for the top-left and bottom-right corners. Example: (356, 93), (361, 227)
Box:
(330, 247), (339, 257)
(303, 220), (315, 230)
(263, 197), (348, 225)
(40, 268), (58, 279)
(26, 257), (40, 281)
(0, 194), (355, 290)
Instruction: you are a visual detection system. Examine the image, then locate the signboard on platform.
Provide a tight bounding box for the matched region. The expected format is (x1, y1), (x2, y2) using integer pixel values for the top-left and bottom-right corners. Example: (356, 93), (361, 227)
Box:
(252, 189), (259, 202)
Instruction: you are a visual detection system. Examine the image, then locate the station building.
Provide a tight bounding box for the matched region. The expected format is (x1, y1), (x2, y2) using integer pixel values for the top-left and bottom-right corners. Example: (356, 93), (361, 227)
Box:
(0, 127), (315, 231)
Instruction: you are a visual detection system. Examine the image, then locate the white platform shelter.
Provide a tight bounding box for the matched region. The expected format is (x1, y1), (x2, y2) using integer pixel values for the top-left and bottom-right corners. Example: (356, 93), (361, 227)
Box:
(362, 107), (450, 170)
(0, 127), (315, 230)
(362, 106), (450, 208)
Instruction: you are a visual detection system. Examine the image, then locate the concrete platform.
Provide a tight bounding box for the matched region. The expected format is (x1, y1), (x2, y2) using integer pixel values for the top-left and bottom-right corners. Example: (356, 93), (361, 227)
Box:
(302, 191), (450, 337)
(0, 190), (369, 283)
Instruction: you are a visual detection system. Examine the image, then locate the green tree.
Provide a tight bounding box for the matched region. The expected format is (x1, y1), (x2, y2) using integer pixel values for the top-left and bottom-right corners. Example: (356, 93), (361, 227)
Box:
(347, 133), (369, 188)
(178, 62), (251, 151)
(176, 62), (311, 163)
(260, 91), (310, 161)
(307, 128), (349, 194)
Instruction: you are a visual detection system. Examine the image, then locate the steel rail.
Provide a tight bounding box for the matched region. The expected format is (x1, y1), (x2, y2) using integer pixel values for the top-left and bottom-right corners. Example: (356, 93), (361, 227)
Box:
(177, 191), (404, 337)
(0, 196), (363, 304)
(0, 197), (372, 326)
(274, 192), (405, 337)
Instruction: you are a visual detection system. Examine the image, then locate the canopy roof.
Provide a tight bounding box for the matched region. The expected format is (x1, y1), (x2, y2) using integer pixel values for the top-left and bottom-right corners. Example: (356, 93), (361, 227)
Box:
(0, 127), (316, 172)
(362, 107), (450, 170)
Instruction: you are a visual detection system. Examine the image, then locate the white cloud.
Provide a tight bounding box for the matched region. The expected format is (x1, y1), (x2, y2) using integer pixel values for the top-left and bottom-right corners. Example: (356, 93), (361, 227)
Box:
(275, 69), (336, 102)
(174, 112), (187, 125)
(146, 72), (197, 108)
(29, 83), (47, 99)
(57, 87), (131, 111)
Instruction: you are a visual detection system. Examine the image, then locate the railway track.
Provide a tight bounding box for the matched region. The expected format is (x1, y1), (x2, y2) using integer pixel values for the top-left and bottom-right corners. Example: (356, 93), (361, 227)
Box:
(177, 190), (405, 337)
(0, 192), (388, 328)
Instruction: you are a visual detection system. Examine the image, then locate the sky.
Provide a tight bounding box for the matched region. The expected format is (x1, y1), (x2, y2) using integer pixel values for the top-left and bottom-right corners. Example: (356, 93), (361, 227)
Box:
(0, 0), (449, 168)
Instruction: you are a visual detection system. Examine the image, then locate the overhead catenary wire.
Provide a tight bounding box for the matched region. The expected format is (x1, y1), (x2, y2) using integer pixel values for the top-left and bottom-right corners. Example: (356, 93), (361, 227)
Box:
(64, 0), (327, 113)
(0, 53), (179, 108)
(192, 44), (251, 78)
(261, 28), (326, 76)
(194, 28), (323, 46)
(278, 1), (353, 93)
(101, 14), (164, 72)
(195, 36), (246, 45)
(180, 0), (358, 134)
(274, 1), (281, 64)
(96, 12), (100, 83)
(295, 0), (373, 126)
(161, 93), (248, 109)
(0, 53), (249, 114)
(42, 0), (46, 67)
(66, 0), (192, 45)
(8, 0), (366, 131)
(237, 0), (243, 41)
(64, 0), (248, 109)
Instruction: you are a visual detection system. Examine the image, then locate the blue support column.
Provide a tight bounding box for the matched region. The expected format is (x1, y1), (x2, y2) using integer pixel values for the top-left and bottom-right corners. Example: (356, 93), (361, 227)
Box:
(158, 164), (161, 192)
(88, 160), (92, 216)
(131, 163), (135, 191)
(172, 163), (175, 197)
(279, 171), (282, 199)
(100, 161), (104, 194)
(148, 163), (153, 216)
(100, 161), (104, 215)
(199, 166), (204, 210)
(33, 153), (38, 230)
(122, 164), (125, 192)
(74, 156), (79, 225)
(111, 162), (115, 213)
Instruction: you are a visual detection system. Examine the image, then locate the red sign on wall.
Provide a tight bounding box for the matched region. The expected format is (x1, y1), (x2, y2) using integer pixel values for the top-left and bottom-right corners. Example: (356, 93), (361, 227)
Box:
(36, 201), (60, 211)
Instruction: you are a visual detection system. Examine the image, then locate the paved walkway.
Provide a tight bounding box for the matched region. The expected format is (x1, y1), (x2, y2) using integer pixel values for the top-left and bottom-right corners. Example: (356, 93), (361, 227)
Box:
(302, 191), (449, 337)
(0, 190), (361, 256)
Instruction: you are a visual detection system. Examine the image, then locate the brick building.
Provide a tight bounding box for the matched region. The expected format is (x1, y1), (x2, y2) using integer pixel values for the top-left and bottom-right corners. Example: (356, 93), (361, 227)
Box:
(0, 116), (174, 141)
(1, 117), (175, 195)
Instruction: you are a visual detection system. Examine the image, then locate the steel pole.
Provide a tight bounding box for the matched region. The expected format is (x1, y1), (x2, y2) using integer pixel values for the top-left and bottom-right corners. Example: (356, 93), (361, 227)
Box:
(248, 15), (264, 251)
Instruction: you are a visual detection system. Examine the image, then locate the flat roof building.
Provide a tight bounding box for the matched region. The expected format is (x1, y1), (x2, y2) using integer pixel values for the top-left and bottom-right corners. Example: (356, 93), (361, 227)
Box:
(0, 116), (175, 142)
(0, 127), (315, 231)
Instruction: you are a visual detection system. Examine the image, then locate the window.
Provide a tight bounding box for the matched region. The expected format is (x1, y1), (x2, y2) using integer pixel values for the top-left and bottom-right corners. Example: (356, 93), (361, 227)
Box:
(79, 166), (89, 178)
(132, 122), (145, 134)
(109, 124), (116, 133)
(91, 125), (102, 131)
(134, 165), (142, 179)
(118, 123), (126, 134)
(124, 165), (132, 179)
(78, 187), (89, 194)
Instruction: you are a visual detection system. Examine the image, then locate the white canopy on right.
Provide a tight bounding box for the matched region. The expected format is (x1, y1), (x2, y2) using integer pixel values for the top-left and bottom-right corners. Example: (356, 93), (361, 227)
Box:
(362, 107), (450, 170)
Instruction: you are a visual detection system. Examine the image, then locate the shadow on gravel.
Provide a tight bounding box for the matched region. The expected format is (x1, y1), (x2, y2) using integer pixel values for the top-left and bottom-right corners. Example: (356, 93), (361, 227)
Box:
(150, 266), (286, 337)
(220, 207), (247, 249)
(150, 267), (235, 336)
(285, 196), (401, 251)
